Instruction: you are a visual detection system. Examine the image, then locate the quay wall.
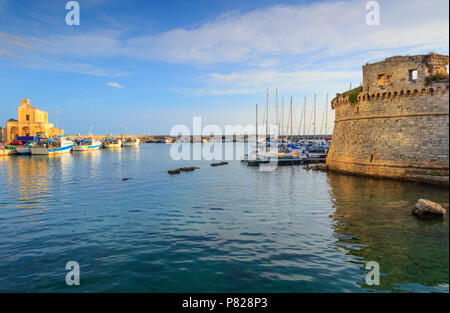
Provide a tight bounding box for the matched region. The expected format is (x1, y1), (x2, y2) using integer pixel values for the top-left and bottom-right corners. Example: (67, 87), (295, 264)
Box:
(327, 54), (449, 185)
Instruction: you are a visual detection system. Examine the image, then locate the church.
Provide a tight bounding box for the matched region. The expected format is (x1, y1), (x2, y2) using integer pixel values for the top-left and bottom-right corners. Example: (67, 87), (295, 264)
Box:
(5, 99), (64, 143)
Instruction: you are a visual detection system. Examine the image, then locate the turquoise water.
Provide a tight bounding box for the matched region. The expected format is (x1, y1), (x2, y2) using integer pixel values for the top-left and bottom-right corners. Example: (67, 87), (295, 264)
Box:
(0, 143), (448, 292)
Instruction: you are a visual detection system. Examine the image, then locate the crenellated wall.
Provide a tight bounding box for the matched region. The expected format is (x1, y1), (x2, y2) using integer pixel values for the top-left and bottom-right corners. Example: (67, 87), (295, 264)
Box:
(327, 54), (449, 185)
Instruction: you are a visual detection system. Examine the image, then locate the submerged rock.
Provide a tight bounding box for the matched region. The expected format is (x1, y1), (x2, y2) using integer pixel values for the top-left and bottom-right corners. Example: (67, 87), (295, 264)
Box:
(168, 167), (199, 174)
(210, 162), (228, 167)
(179, 167), (200, 172)
(412, 199), (446, 218)
(311, 164), (328, 171)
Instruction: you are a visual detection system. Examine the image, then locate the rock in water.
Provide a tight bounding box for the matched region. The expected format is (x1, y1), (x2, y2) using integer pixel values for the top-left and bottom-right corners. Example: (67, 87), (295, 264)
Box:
(179, 167), (200, 172)
(210, 162), (228, 167)
(412, 199), (446, 218)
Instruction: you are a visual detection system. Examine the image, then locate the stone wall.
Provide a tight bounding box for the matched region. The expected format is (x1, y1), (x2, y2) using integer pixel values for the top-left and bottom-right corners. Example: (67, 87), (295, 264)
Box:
(327, 54), (449, 185)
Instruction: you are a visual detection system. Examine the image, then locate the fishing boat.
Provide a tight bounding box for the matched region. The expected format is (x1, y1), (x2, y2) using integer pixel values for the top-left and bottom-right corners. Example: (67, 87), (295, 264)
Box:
(165, 137), (173, 144)
(31, 132), (74, 155)
(15, 142), (34, 155)
(0, 145), (17, 156)
(72, 137), (102, 151)
(103, 136), (122, 148)
(122, 136), (141, 147)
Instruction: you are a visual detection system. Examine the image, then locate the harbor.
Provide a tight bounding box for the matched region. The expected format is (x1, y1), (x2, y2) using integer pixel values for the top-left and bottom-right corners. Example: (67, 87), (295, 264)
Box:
(0, 0), (448, 296)
(0, 142), (448, 292)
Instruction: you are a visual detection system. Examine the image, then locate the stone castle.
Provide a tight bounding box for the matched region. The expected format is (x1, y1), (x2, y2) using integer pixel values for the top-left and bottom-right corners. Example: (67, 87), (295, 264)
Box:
(327, 53), (449, 185)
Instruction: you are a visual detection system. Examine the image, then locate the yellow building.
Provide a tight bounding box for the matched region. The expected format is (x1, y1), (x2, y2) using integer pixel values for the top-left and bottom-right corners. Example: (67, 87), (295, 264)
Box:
(6, 99), (63, 142)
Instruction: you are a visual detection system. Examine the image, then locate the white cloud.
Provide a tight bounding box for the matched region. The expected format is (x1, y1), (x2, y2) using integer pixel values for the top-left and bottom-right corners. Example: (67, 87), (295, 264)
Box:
(175, 69), (360, 96)
(107, 82), (124, 88)
(0, 0), (447, 97)
(1, 0), (448, 65)
(125, 0), (449, 64)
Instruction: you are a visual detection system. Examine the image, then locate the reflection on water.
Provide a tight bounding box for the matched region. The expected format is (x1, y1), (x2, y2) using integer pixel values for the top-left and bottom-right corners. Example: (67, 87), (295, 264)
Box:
(328, 174), (449, 292)
(0, 144), (448, 292)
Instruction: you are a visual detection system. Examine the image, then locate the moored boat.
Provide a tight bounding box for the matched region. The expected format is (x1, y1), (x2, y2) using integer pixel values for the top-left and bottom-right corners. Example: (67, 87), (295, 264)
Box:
(31, 133), (74, 155)
(122, 136), (141, 147)
(103, 137), (122, 148)
(72, 137), (102, 151)
(15, 142), (34, 155)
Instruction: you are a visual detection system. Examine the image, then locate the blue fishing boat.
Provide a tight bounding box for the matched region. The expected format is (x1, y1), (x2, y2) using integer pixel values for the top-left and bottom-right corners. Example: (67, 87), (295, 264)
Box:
(30, 132), (74, 155)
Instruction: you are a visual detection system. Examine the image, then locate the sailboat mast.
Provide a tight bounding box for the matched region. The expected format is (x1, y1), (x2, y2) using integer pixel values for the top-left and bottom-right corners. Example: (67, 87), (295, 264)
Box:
(266, 88), (269, 152)
(325, 93), (328, 135)
(256, 103), (258, 153)
(276, 88), (279, 139)
(290, 96), (293, 143)
(313, 94), (316, 141)
(281, 96), (284, 143)
(303, 96), (306, 138)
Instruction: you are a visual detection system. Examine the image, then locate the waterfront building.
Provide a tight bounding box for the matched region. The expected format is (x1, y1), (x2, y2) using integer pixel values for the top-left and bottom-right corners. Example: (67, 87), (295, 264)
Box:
(5, 99), (63, 142)
(327, 53), (449, 185)
(0, 127), (5, 143)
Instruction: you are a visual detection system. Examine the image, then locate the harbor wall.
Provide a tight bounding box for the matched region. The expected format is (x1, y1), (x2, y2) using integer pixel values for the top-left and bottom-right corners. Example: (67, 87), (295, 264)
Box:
(327, 54), (449, 185)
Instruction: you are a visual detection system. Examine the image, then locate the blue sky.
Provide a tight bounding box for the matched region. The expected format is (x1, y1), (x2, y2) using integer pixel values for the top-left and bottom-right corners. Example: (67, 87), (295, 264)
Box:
(0, 0), (448, 135)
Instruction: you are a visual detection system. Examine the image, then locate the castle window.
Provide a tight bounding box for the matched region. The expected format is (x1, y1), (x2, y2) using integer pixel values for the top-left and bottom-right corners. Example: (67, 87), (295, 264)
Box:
(26, 114), (30, 121)
(409, 69), (418, 82)
(386, 75), (392, 85)
(377, 74), (386, 88)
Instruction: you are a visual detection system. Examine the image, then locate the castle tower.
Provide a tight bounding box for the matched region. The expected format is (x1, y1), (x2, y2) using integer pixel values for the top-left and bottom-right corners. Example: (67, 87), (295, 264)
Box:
(327, 53), (449, 185)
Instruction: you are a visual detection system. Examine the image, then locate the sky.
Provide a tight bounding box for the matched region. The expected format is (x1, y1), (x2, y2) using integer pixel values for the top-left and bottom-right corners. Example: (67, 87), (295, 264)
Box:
(0, 0), (448, 135)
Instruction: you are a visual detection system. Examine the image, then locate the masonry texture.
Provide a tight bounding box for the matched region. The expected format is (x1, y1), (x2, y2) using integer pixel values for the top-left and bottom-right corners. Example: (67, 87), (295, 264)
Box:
(327, 53), (449, 185)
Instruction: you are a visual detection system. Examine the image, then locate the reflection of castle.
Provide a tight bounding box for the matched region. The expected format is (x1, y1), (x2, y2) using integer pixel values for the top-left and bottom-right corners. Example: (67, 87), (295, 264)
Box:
(328, 53), (449, 185)
(5, 99), (63, 142)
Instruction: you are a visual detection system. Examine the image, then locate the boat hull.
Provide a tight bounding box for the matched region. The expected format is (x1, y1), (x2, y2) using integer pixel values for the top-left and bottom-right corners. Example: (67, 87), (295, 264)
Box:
(104, 143), (122, 148)
(122, 142), (139, 147)
(15, 147), (32, 155)
(72, 144), (101, 151)
(31, 144), (74, 155)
